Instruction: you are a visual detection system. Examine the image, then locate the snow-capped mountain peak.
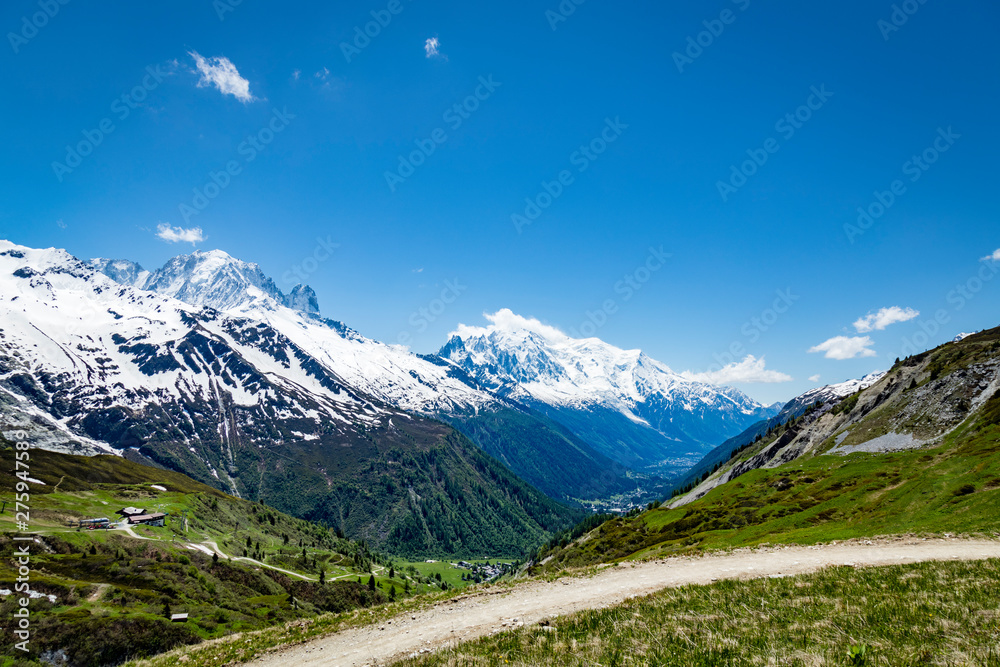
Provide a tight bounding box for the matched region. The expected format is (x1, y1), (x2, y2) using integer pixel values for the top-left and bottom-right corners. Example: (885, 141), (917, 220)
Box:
(443, 309), (756, 412)
(90, 250), (319, 316)
(88, 248), (499, 416)
(795, 371), (889, 406)
(441, 309), (781, 465)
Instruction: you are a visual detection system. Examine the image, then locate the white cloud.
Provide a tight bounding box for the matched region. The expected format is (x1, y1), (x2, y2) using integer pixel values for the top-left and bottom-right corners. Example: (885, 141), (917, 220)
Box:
(451, 308), (568, 343)
(189, 51), (255, 103)
(292, 69), (301, 81)
(808, 336), (877, 360)
(982, 248), (1000, 262)
(315, 67), (330, 81)
(56, 219), (66, 229)
(412, 268), (424, 273)
(156, 223), (205, 245)
(809, 374), (821, 383)
(424, 37), (442, 58)
(853, 306), (920, 333)
(682, 355), (793, 385)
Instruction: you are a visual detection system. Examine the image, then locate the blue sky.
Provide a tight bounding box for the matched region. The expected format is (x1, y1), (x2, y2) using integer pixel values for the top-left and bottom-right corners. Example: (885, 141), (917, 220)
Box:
(1, 0), (998, 404)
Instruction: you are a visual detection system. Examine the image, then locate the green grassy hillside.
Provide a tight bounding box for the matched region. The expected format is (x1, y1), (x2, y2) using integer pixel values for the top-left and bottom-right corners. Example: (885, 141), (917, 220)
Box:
(540, 425), (999, 570)
(533, 330), (1000, 571)
(0, 446), (491, 667)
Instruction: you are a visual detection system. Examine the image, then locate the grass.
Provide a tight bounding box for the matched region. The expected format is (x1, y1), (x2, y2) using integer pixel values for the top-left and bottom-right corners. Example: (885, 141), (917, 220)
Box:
(123, 581), (516, 667)
(0, 447), (484, 667)
(399, 559), (516, 589)
(396, 558), (1000, 666)
(537, 418), (1000, 570)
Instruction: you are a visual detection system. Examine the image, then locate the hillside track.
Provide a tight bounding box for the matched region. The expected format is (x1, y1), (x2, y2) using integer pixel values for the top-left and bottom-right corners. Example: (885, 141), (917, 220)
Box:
(248, 536), (1000, 667)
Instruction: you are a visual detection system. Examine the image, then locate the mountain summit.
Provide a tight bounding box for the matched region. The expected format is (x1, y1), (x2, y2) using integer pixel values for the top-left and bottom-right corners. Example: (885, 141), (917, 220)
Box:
(441, 309), (781, 473)
(90, 250), (320, 315)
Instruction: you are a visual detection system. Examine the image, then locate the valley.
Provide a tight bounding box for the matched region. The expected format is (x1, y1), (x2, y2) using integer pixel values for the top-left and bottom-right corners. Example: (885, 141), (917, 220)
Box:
(4, 7), (997, 665)
(2, 243), (999, 667)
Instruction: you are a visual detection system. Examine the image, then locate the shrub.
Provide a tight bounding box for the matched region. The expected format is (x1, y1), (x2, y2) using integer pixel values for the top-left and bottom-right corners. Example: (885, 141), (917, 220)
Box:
(29, 615), (199, 666)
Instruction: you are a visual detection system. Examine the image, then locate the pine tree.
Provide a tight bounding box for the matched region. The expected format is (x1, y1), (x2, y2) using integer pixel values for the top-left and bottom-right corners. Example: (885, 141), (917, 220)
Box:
(319, 568), (326, 584)
(368, 574), (376, 591)
(389, 566), (395, 579)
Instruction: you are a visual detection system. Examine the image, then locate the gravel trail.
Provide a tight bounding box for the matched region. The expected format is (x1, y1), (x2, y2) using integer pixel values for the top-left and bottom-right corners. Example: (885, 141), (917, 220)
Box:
(248, 536), (1000, 667)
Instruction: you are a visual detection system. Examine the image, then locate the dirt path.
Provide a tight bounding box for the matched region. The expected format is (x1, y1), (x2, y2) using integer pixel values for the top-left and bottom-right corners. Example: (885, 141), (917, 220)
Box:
(248, 537), (1000, 667)
(111, 529), (319, 582)
(200, 540), (317, 582)
(86, 583), (110, 602)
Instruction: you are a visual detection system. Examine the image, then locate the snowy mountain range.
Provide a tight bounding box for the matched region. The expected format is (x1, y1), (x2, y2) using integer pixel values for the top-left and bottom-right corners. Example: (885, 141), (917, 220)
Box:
(90, 252), (320, 316)
(88, 250), (778, 476)
(441, 310), (781, 471)
(0, 242), (583, 554)
(88, 251), (513, 418)
(1, 242), (785, 515)
(0, 244), (638, 505)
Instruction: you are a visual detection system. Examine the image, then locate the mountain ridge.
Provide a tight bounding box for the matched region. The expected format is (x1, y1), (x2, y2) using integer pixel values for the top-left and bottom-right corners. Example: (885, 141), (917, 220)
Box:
(441, 309), (781, 473)
(0, 241), (580, 555)
(91, 251), (320, 315)
(667, 371), (890, 495)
